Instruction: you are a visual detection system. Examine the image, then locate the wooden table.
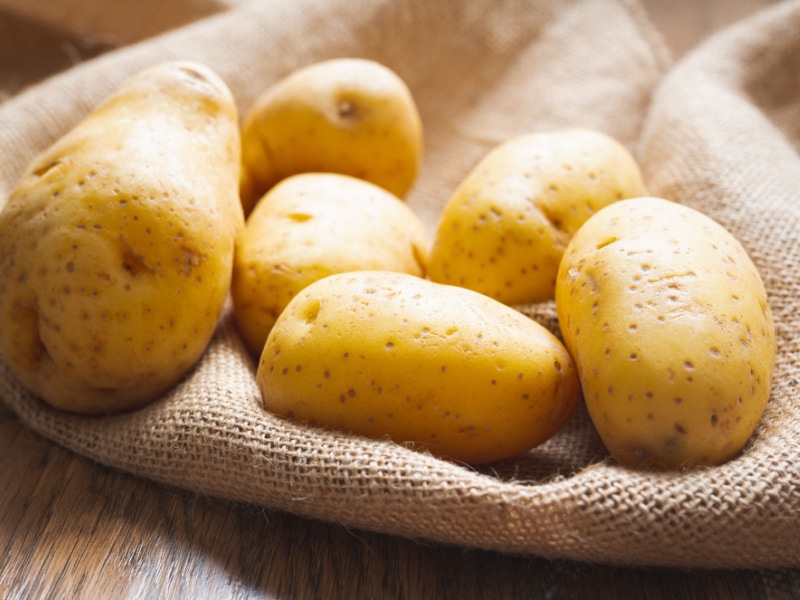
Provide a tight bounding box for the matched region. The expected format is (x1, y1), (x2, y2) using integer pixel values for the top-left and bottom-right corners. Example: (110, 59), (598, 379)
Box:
(1, 1), (798, 598)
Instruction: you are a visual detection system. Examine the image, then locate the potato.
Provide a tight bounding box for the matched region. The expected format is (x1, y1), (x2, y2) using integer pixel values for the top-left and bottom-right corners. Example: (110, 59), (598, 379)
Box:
(556, 197), (776, 469)
(0, 61), (244, 414)
(257, 271), (579, 464)
(240, 58), (423, 215)
(232, 173), (428, 356)
(428, 129), (647, 304)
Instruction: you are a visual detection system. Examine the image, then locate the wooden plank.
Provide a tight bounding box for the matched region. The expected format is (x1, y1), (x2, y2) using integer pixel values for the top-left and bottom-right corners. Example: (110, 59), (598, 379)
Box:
(2, 401), (799, 598)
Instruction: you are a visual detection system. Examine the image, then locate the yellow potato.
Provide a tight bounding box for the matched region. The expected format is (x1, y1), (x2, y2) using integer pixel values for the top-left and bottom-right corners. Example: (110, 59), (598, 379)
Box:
(556, 197), (776, 469)
(257, 271), (579, 464)
(232, 173), (428, 356)
(240, 58), (423, 215)
(428, 129), (647, 304)
(0, 61), (244, 414)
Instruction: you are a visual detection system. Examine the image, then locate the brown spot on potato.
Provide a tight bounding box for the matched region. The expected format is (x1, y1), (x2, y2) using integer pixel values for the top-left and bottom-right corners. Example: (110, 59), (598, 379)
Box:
(121, 248), (152, 277)
(179, 246), (202, 276)
(32, 160), (62, 177)
(595, 236), (618, 250)
(337, 100), (359, 120)
(301, 299), (321, 325)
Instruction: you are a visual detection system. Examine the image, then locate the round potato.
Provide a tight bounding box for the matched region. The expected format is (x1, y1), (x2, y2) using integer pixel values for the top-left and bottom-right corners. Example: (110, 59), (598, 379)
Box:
(555, 197), (777, 469)
(428, 129), (647, 304)
(257, 271), (580, 465)
(239, 58), (423, 215)
(232, 173), (428, 356)
(0, 61), (244, 414)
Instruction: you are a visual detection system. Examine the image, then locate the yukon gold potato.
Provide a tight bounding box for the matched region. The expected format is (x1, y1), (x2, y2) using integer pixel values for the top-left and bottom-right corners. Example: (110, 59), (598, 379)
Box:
(232, 173), (428, 355)
(556, 197), (776, 469)
(428, 129), (647, 304)
(257, 271), (579, 465)
(0, 61), (244, 414)
(240, 58), (423, 215)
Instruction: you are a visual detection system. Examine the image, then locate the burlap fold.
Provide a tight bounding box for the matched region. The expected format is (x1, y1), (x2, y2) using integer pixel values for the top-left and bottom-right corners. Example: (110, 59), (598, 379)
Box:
(1, 0), (798, 568)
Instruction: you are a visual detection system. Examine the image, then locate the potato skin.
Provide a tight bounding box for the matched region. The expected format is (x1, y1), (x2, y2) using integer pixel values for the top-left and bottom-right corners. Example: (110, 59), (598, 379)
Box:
(0, 61), (244, 414)
(232, 173), (428, 356)
(257, 271), (579, 464)
(428, 129), (647, 304)
(240, 58), (423, 215)
(556, 197), (776, 469)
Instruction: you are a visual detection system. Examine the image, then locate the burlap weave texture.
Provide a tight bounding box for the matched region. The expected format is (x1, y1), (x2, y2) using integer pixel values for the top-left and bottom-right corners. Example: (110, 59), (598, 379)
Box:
(0, 0), (797, 568)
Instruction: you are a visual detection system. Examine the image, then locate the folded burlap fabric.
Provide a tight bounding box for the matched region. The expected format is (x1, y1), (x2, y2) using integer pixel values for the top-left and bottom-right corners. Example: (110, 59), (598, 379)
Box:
(1, 0), (798, 568)
(0, 0), (243, 45)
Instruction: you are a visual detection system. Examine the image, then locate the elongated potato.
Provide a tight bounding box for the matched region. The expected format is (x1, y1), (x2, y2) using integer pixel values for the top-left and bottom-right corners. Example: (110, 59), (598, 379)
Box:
(0, 61), (244, 414)
(232, 173), (428, 356)
(556, 197), (776, 469)
(257, 271), (579, 464)
(429, 129), (647, 304)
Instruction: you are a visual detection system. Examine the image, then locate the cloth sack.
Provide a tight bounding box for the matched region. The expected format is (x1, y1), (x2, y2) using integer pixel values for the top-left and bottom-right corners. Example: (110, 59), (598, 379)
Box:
(0, 0), (798, 568)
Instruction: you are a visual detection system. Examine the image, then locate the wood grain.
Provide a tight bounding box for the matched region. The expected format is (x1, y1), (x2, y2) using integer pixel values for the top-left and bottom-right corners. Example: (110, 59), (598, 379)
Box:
(1, 1), (798, 598)
(3, 403), (799, 599)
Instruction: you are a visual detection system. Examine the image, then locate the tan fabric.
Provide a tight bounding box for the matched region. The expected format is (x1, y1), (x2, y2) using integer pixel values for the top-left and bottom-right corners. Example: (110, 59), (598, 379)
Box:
(1, 0), (798, 568)
(0, 0), (239, 45)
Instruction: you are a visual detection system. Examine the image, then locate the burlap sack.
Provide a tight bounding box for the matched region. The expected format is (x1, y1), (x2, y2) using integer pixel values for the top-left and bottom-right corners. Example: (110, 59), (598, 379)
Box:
(0, 0), (242, 45)
(0, 0), (797, 568)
